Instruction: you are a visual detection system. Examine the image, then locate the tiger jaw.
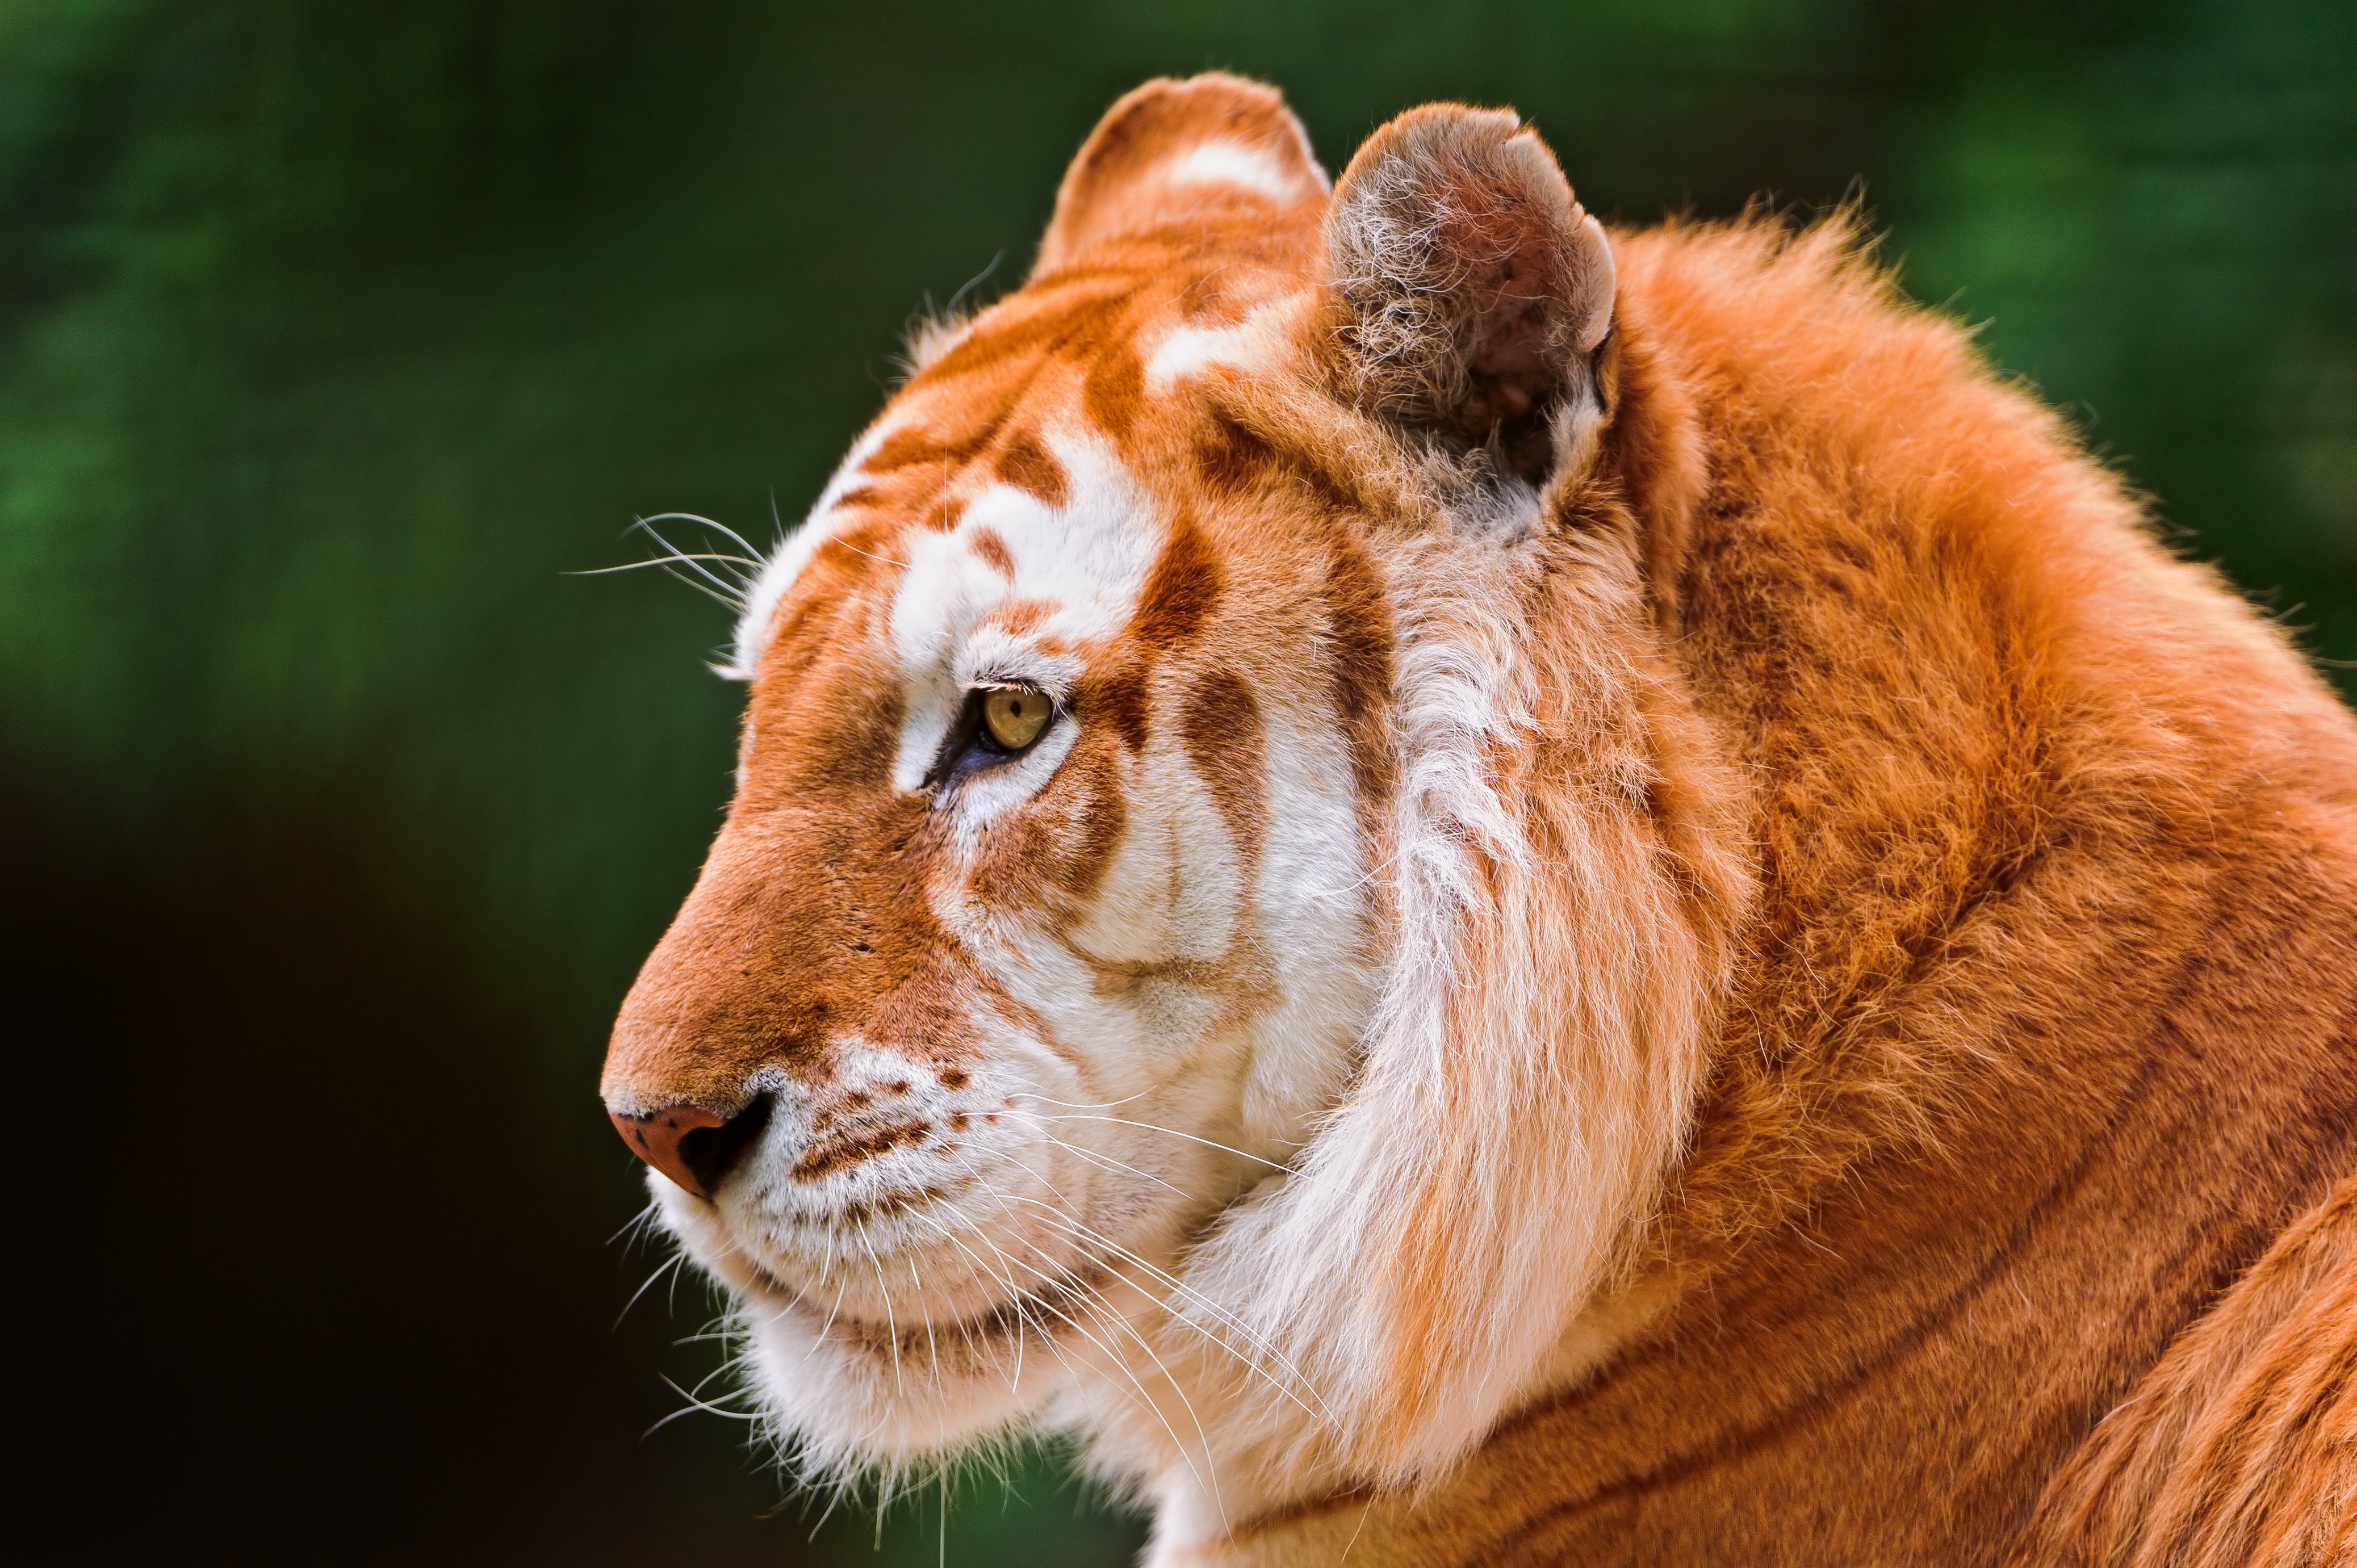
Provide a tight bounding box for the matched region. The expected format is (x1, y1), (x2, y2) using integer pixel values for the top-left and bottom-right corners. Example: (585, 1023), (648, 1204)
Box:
(642, 1028), (1278, 1460)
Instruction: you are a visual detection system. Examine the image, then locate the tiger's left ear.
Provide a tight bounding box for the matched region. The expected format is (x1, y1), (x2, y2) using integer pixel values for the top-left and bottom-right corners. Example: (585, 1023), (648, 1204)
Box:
(1320, 104), (1615, 485)
(1033, 74), (1328, 276)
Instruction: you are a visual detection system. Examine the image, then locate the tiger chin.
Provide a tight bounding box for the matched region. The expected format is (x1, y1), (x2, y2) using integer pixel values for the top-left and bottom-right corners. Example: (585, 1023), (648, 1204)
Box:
(601, 76), (2357, 1567)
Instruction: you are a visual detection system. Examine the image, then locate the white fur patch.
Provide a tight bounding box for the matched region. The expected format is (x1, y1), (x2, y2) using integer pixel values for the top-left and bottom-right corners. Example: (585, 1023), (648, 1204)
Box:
(1162, 139), (1320, 206)
(1145, 305), (1283, 391)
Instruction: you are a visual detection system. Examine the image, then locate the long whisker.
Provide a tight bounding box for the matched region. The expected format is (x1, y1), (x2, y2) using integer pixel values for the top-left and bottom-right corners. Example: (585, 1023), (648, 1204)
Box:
(969, 1244), (1217, 1510)
(1057, 1265), (1232, 1532)
(995, 1115), (1192, 1199)
(606, 1200), (663, 1248)
(992, 1189), (1330, 1426)
(613, 1251), (691, 1330)
(659, 510), (767, 563)
(1007, 1085), (1160, 1112)
(918, 1147), (1212, 1483)
(931, 1141), (1324, 1464)
(569, 553), (762, 576)
(574, 552), (747, 609)
(1018, 1110), (1295, 1172)
(900, 1208), (1038, 1399)
(647, 1373), (764, 1437)
(855, 1217), (905, 1399)
(832, 536), (910, 569)
(629, 517), (755, 602)
(631, 511), (768, 569)
(905, 1197), (1103, 1445)
(942, 1126), (1332, 1424)
(806, 1277), (851, 1363)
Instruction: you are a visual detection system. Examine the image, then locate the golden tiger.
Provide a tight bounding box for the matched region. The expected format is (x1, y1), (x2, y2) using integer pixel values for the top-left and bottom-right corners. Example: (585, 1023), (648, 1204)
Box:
(601, 75), (2357, 1565)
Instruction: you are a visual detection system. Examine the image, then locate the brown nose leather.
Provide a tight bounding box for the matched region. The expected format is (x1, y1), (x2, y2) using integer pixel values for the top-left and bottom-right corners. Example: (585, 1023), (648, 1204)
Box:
(609, 1104), (727, 1198)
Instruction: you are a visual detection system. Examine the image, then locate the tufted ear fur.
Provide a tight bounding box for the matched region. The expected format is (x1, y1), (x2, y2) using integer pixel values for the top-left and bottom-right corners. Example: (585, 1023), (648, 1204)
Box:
(1033, 74), (1328, 275)
(1320, 104), (1616, 485)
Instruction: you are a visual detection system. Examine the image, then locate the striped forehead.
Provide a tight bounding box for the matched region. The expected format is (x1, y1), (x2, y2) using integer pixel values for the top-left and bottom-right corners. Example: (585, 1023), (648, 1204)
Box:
(726, 418), (1162, 676)
(724, 282), (1290, 685)
(887, 429), (1159, 669)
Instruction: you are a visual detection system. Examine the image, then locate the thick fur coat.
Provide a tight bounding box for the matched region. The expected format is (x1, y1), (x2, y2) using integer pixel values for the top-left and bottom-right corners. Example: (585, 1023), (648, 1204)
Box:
(601, 76), (2357, 1565)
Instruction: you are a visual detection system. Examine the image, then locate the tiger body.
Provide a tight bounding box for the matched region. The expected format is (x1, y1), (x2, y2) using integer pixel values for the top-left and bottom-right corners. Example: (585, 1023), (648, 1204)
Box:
(602, 77), (2357, 1564)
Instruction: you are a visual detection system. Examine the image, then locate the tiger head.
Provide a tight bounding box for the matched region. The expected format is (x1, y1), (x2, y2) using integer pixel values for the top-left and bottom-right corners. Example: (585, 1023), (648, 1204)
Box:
(601, 75), (1751, 1516)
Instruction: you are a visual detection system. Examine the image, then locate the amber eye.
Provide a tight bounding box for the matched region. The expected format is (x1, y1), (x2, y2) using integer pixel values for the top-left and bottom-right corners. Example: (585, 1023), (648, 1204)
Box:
(980, 686), (1053, 752)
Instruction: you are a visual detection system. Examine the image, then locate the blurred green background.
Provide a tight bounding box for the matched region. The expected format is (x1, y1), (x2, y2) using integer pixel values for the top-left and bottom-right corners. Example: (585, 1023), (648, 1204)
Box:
(5, 1), (2348, 1562)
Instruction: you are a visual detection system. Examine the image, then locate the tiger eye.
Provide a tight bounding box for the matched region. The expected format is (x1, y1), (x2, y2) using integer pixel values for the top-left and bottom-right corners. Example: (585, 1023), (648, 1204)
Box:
(981, 687), (1052, 752)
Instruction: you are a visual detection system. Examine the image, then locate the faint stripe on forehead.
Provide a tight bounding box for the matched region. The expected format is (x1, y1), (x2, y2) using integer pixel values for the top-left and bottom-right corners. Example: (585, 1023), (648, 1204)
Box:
(720, 421), (895, 680)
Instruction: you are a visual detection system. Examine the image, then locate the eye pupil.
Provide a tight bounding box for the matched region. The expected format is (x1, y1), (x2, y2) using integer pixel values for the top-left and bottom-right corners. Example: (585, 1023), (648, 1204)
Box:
(981, 687), (1052, 752)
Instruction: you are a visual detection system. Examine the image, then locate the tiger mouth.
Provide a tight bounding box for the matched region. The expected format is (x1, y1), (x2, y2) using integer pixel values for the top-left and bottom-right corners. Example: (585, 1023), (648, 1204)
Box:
(742, 1247), (1123, 1361)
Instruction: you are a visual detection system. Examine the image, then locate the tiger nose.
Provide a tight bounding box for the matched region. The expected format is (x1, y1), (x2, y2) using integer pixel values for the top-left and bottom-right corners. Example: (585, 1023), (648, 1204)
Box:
(607, 1096), (773, 1200)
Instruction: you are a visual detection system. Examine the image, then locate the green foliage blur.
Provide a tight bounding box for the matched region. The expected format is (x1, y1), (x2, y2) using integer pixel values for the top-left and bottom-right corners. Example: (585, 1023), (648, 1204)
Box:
(5, 1), (2348, 1562)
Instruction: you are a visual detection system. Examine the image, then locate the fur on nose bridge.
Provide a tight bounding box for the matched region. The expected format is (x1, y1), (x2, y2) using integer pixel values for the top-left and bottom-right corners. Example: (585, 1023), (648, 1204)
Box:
(604, 838), (989, 1113)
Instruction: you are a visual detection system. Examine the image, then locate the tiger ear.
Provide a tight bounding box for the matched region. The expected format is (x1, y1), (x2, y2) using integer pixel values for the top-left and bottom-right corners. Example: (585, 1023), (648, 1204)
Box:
(1033, 74), (1329, 276)
(1319, 104), (1616, 485)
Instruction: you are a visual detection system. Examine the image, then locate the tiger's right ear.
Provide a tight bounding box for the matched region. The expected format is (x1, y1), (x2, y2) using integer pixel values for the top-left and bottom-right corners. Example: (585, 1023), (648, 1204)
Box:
(1033, 74), (1328, 276)
(1318, 104), (1616, 486)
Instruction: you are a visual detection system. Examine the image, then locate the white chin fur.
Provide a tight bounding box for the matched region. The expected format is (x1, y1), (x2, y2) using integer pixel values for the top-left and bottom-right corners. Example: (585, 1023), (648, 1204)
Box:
(646, 1104), (1203, 1480)
(652, 1176), (1058, 1470)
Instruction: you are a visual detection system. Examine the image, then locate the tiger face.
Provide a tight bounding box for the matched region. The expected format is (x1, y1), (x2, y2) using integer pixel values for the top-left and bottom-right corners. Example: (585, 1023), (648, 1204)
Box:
(602, 76), (1748, 1520)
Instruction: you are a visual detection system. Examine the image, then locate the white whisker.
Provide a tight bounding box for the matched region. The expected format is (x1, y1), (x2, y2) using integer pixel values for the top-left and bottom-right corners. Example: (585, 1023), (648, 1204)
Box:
(613, 1251), (691, 1330)
(1019, 1110), (1295, 1172)
(648, 1373), (764, 1434)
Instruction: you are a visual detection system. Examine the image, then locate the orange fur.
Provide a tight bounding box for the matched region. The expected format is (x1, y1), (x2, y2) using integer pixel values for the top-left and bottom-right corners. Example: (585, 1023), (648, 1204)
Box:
(1204, 163), (2357, 1568)
(602, 77), (2357, 1562)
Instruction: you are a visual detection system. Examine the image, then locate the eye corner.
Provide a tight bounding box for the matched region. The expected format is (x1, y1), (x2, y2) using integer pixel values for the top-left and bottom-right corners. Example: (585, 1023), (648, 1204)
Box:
(922, 681), (1062, 794)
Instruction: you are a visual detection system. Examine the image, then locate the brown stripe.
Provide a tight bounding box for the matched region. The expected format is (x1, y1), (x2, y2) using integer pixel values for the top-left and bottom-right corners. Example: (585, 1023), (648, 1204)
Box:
(981, 598), (1050, 635)
(1182, 668), (1268, 881)
(993, 429), (1070, 508)
(1194, 413), (1280, 501)
(864, 421), (998, 476)
(1085, 339), (1146, 441)
(1130, 510), (1223, 650)
(1322, 533), (1395, 833)
(915, 280), (1134, 388)
(791, 1118), (931, 1181)
(969, 527), (1016, 578)
(1083, 663), (1151, 753)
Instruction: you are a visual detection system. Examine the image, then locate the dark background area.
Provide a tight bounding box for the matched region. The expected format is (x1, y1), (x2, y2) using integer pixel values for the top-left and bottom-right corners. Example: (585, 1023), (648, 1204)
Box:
(5, 2), (2350, 1562)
